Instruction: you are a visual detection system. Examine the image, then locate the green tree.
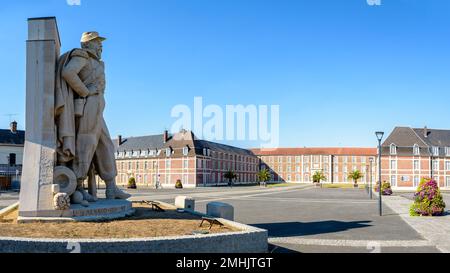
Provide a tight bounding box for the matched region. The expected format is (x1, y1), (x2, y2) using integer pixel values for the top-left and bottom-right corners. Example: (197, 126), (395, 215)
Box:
(348, 170), (364, 186)
(258, 169), (271, 184)
(312, 171), (326, 183)
(224, 170), (237, 186)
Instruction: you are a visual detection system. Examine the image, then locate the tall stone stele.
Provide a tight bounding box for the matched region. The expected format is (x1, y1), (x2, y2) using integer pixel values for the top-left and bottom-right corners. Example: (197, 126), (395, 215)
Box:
(19, 17), (63, 217)
(19, 17), (132, 220)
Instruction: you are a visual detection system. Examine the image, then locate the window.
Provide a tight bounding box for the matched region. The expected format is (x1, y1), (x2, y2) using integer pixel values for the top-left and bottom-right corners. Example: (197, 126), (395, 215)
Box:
(296, 166), (301, 172)
(165, 148), (171, 157)
(296, 174), (301, 182)
(183, 159), (189, 169)
(446, 161), (450, 171)
(391, 176), (397, 187)
(203, 148), (207, 156)
(323, 157), (329, 163)
(432, 146), (439, 157)
(304, 156), (310, 163)
(433, 160), (439, 171)
(166, 159), (171, 169)
(446, 147), (450, 157)
(287, 165), (292, 172)
(413, 144), (420, 156)
(446, 176), (450, 188)
(295, 156), (301, 163)
(361, 157), (366, 164)
(183, 147), (189, 156)
(412, 176), (420, 187)
(278, 157), (282, 163)
(352, 156), (357, 163)
(390, 144), (397, 155)
(414, 160), (420, 171)
(287, 157), (292, 164)
(390, 160), (397, 170)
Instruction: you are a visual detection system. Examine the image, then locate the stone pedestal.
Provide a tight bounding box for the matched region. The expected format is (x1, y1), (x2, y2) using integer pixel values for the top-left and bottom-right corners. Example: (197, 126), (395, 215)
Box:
(207, 202), (234, 221)
(19, 17), (61, 217)
(175, 196), (195, 211)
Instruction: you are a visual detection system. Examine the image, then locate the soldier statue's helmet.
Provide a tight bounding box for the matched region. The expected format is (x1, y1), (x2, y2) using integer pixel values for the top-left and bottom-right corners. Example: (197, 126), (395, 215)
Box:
(80, 31), (106, 43)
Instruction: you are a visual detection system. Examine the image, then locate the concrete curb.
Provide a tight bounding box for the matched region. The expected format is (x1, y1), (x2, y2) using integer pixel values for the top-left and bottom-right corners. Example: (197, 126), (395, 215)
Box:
(0, 201), (268, 253)
(0, 202), (19, 218)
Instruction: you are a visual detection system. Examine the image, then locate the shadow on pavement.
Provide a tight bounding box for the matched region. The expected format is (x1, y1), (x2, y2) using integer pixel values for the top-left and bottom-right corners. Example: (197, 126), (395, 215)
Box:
(253, 220), (373, 237)
(268, 243), (300, 253)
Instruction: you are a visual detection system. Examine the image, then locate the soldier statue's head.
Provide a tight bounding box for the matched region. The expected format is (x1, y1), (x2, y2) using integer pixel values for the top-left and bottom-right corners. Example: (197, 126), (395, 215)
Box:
(80, 31), (106, 59)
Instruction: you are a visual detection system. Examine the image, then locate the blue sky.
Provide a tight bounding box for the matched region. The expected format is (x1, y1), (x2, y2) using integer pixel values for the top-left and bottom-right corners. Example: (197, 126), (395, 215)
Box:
(0, 0), (449, 148)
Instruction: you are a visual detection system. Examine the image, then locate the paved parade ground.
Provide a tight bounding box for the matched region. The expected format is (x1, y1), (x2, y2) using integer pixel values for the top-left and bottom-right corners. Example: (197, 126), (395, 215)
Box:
(2, 185), (449, 253)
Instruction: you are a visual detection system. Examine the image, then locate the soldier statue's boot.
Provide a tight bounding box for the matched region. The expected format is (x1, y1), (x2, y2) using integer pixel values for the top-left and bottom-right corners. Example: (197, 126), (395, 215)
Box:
(105, 180), (131, 200)
(77, 184), (97, 202)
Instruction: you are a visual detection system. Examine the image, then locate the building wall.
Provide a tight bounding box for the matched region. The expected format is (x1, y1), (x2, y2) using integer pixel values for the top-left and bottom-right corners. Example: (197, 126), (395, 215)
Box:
(258, 154), (377, 183)
(115, 151), (259, 188)
(0, 145), (24, 165)
(381, 155), (450, 189)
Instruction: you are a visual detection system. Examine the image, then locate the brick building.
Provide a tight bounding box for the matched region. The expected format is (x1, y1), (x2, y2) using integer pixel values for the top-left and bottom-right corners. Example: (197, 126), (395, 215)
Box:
(252, 148), (377, 184)
(114, 130), (259, 188)
(381, 127), (450, 189)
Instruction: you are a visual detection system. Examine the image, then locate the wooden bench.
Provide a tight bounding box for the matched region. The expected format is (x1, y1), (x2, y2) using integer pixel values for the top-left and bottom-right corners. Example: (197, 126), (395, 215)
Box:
(199, 217), (224, 230)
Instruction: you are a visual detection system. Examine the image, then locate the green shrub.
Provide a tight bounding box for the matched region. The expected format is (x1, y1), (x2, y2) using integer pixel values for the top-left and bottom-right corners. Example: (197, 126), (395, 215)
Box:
(128, 177), (137, 189)
(175, 179), (183, 189)
(410, 178), (446, 216)
(375, 181), (393, 196)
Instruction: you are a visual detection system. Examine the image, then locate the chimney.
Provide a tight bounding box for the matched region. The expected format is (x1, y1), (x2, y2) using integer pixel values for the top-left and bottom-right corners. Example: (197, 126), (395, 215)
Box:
(117, 135), (123, 146)
(10, 121), (17, 134)
(424, 126), (429, 138)
(163, 130), (169, 143)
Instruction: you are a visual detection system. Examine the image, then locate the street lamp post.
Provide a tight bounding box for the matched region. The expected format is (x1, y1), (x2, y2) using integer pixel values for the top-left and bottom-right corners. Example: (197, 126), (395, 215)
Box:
(376, 131), (385, 216)
(369, 157), (374, 200)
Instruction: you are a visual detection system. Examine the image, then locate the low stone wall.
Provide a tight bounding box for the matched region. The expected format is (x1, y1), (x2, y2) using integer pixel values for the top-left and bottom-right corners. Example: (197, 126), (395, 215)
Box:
(0, 202), (268, 253)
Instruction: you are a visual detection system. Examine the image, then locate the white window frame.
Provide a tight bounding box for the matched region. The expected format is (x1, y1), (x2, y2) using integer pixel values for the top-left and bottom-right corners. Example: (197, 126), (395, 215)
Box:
(390, 144), (397, 155)
(390, 160), (397, 170)
(413, 144), (420, 156)
(432, 146), (439, 157)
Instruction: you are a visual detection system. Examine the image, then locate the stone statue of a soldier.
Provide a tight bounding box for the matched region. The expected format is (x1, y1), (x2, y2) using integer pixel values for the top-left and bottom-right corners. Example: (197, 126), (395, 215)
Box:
(55, 31), (130, 203)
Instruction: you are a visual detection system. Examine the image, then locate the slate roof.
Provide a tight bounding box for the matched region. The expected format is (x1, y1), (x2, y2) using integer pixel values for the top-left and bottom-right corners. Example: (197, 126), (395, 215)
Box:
(382, 127), (428, 148)
(114, 131), (256, 157)
(195, 140), (255, 156)
(0, 129), (25, 146)
(412, 128), (450, 147)
(114, 134), (165, 152)
(382, 127), (450, 157)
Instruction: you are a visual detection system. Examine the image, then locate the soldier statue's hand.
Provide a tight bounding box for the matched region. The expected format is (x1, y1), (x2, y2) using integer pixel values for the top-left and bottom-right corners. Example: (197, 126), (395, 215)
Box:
(87, 84), (99, 96)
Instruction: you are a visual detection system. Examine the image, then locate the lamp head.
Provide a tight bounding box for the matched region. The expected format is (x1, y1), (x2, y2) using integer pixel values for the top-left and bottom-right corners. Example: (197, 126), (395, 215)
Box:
(375, 131), (385, 142)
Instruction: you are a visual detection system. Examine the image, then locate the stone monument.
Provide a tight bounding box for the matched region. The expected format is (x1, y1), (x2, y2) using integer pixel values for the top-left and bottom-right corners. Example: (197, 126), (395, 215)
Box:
(18, 17), (133, 222)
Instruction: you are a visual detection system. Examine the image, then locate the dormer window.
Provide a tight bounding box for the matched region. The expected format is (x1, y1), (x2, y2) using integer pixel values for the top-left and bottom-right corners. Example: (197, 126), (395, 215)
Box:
(183, 147), (189, 156)
(390, 144), (397, 155)
(413, 144), (420, 156)
(203, 148), (207, 156)
(166, 147), (172, 157)
(432, 146), (439, 157)
(446, 147), (450, 157)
